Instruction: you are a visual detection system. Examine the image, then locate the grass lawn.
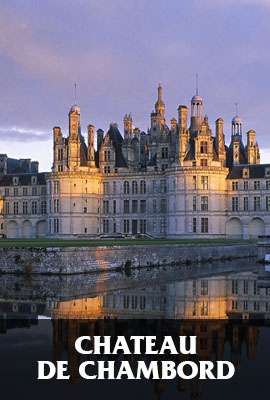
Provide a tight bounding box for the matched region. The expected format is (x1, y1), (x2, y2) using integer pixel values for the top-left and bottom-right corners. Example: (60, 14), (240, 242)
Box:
(0, 238), (257, 248)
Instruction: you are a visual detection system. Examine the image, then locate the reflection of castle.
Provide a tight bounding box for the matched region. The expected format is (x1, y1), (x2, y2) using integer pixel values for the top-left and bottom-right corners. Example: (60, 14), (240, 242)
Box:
(51, 270), (270, 320)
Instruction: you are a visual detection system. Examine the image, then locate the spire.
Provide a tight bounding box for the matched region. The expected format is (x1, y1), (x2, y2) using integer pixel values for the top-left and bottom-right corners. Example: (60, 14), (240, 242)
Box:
(155, 83), (165, 116)
(158, 82), (163, 102)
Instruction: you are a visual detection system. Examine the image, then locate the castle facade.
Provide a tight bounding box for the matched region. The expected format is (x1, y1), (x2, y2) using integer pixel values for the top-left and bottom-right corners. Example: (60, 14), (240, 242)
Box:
(1, 85), (270, 239)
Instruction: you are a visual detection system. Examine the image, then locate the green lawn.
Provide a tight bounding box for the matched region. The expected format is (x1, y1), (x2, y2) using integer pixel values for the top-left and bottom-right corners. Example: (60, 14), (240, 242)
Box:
(0, 238), (257, 248)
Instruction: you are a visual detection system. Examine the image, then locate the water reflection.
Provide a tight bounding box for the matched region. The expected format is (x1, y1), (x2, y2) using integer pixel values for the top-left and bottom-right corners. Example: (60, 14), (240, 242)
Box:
(0, 261), (270, 397)
(0, 262), (270, 320)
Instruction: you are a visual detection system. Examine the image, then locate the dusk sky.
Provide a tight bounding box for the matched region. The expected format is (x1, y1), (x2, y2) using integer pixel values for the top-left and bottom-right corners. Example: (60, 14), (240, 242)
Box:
(1, 0), (270, 171)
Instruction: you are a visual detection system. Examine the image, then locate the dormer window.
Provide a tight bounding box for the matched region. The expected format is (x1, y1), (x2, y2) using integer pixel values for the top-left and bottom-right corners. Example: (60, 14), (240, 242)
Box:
(200, 141), (208, 154)
(265, 167), (270, 177)
(243, 168), (249, 178)
(13, 177), (19, 185)
(31, 176), (37, 185)
(104, 150), (111, 162)
(161, 147), (168, 159)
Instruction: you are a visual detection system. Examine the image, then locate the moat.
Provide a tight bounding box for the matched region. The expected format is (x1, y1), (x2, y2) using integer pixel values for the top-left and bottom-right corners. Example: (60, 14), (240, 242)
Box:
(1, 259), (270, 398)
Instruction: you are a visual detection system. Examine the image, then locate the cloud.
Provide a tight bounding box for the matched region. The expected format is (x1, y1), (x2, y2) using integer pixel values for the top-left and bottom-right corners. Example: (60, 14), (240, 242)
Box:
(0, 126), (49, 142)
(0, 7), (119, 86)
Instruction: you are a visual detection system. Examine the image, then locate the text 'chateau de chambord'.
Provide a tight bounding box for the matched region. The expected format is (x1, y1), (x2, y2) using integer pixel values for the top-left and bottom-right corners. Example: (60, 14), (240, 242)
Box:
(0, 84), (269, 239)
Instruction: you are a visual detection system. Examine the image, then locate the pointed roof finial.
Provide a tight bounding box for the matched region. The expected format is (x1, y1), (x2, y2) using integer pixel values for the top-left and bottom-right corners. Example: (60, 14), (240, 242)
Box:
(195, 73), (199, 96)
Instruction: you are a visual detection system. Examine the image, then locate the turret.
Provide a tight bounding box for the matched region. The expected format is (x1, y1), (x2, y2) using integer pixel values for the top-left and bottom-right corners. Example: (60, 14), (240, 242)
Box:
(215, 118), (226, 165)
(190, 94), (204, 132)
(68, 105), (81, 169)
(178, 105), (188, 131)
(87, 124), (95, 168)
(53, 126), (66, 172)
(155, 83), (165, 116)
(247, 129), (260, 165)
(97, 129), (104, 151)
(178, 105), (189, 165)
(124, 113), (133, 138)
(69, 104), (80, 139)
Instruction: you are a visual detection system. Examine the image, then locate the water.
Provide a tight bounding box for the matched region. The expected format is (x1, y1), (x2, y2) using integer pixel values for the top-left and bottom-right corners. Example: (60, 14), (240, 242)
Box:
(0, 259), (270, 398)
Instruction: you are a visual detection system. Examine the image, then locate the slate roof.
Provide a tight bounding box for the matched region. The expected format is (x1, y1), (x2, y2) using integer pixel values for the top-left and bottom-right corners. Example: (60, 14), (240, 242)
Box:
(227, 164), (270, 179)
(0, 173), (46, 186)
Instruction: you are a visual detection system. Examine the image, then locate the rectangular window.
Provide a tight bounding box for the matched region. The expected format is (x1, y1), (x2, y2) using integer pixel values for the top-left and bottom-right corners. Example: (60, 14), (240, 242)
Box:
(266, 180), (270, 190)
(193, 196), (197, 211)
(160, 179), (167, 193)
(192, 176), (197, 190)
(113, 181), (116, 194)
(5, 202), (9, 214)
(32, 187), (37, 196)
(201, 301), (209, 316)
(266, 196), (270, 211)
(254, 180), (260, 190)
(232, 300), (238, 310)
(53, 199), (59, 213)
(193, 217), (197, 233)
(104, 150), (111, 162)
(113, 200), (116, 214)
(124, 219), (129, 234)
(232, 280), (238, 295)
(153, 199), (157, 213)
(232, 197), (239, 211)
(4, 188), (9, 197)
(244, 197), (249, 211)
(13, 202), (19, 215)
(161, 147), (168, 159)
(140, 180), (146, 194)
(53, 218), (59, 233)
(254, 196), (261, 211)
(200, 141), (208, 154)
(201, 280), (208, 295)
(23, 201), (28, 215)
(103, 219), (109, 233)
(160, 199), (166, 213)
(232, 181), (238, 191)
(140, 200), (146, 213)
(132, 200), (138, 213)
(244, 181), (249, 191)
(201, 217), (208, 233)
(103, 182), (109, 194)
(104, 166), (110, 174)
(103, 200), (109, 214)
(53, 181), (59, 195)
(244, 280), (249, 295)
(201, 176), (208, 190)
(23, 187), (28, 196)
(14, 188), (18, 196)
(140, 219), (146, 234)
(201, 196), (208, 211)
(32, 201), (37, 215)
(41, 201), (47, 215)
(124, 200), (130, 214)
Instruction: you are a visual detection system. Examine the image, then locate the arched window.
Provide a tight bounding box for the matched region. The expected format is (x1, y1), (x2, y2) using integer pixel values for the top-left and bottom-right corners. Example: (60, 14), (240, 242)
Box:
(124, 181), (129, 194)
(132, 181), (138, 194)
(140, 180), (146, 194)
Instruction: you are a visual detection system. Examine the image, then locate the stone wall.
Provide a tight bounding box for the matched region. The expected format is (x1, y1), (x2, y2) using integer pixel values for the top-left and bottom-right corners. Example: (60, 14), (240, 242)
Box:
(0, 243), (258, 275)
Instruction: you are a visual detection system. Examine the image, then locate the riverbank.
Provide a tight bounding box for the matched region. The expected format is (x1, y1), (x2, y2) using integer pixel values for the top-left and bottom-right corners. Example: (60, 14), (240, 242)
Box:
(0, 242), (258, 275)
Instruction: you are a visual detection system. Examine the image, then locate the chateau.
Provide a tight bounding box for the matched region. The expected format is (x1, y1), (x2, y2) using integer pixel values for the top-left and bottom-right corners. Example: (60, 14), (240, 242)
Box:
(1, 84), (270, 239)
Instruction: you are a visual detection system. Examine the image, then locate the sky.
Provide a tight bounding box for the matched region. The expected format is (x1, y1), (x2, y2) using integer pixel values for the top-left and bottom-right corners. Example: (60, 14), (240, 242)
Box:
(1, 0), (270, 171)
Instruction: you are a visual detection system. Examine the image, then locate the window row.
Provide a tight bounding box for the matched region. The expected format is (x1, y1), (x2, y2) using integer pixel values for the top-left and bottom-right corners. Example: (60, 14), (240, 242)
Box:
(192, 217), (209, 233)
(231, 196), (270, 211)
(4, 201), (47, 215)
(3, 186), (46, 197)
(231, 180), (270, 191)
